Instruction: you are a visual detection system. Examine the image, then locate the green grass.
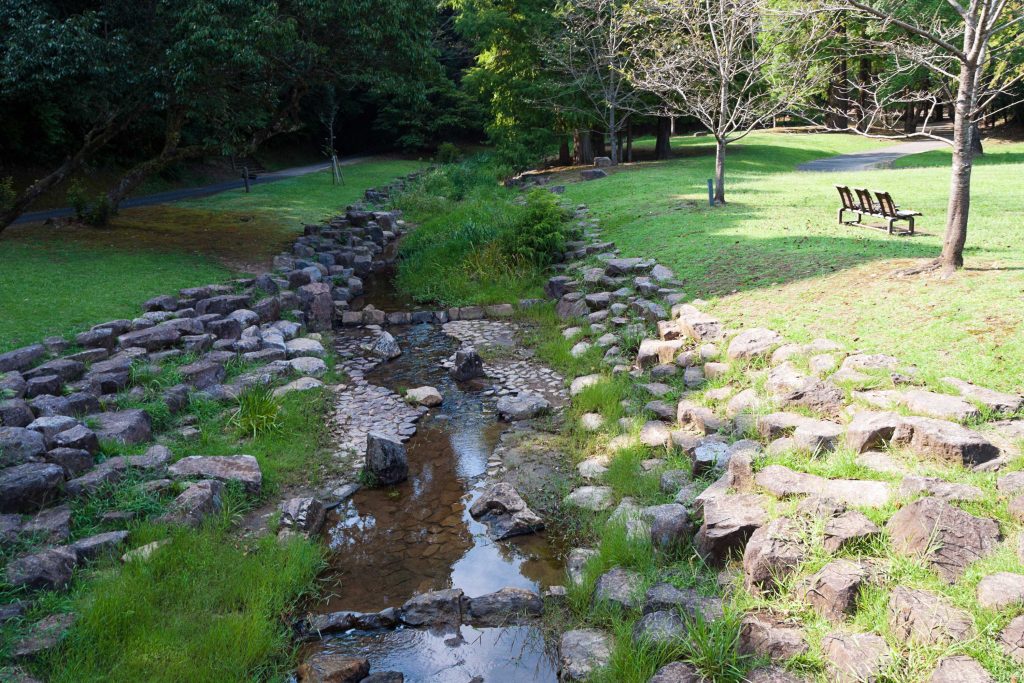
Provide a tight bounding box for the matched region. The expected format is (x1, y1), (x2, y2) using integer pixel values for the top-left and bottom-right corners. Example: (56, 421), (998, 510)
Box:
(0, 159), (423, 352)
(560, 132), (1024, 393)
(390, 158), (573, 306)
(183, 159), (424, 225)
(37, 516), (324, 683)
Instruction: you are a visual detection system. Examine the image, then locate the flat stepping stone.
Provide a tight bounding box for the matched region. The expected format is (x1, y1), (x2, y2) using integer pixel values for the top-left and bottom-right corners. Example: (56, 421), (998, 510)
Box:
(754, 465), (891, 508)
(727, 328), (783, 360)
(823, 510), (880, 552)
(886, 496), (999, 583)
(632, 609), (686, 646)
(942, 377), (1023, 414)
(643, 582), (722, 622)
(899, 475), (983, 502)
(929, 655), (993, 683)
(558, 629), (611, 681)
(168, 454), (262, 493)
(822, 631), (892, 683)
(1000, 615), (1024, 664)
(976, 572), (1024, 611)
(738, 611), (808, 661)
(889, 586), (973, 645)
(854, 450), (906, 475)
(648, 661), (702, 683)
(743, 517), (805, 594)
(846, 411), (902, 453)
(802, 559), (869, 622)
(564, 486), (614, 511)
(892, 416), (999, 467)
(695, 493), (768, 565)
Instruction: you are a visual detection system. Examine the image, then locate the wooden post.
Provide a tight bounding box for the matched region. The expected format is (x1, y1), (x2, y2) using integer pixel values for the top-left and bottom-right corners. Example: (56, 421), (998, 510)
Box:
(242, 166), (250, 193)
(707, 179), (715, 207)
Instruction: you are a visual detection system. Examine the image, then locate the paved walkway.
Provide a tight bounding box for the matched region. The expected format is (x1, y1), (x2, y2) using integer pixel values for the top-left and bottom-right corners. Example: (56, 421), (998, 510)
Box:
(13, 154), (375, 225)
(797, 139), (948, 172)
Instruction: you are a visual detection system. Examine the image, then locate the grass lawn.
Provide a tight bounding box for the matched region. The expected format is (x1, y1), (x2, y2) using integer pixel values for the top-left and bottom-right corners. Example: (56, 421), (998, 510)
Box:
(0, 158), (423, 352)
(561, 132), (1024, 393)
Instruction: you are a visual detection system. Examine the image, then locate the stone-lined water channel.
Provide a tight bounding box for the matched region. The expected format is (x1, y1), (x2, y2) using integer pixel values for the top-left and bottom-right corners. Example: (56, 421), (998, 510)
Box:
(302, 277), (568, 681)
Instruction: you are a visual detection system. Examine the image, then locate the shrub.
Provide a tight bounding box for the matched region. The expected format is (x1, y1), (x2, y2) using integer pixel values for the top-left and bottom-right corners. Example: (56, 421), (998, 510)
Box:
(435, 142), (461, 163)
(229, 384), (281, 439)
(66, 179), (114, 226)
(0, 176), (14, 214)
(501, 189), (570, 267)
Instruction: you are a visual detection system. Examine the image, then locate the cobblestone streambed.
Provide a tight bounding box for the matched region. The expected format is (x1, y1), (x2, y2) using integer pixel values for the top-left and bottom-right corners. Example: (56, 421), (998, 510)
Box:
(307, 320), (567, 681)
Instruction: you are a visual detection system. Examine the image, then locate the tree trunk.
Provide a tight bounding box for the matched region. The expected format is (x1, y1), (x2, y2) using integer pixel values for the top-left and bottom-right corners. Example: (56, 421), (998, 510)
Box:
(971, 122), (984, 155)
(714, 137), (727, 204)
(655, 117), (672, 160)
(940, 63), (979, 273)
(574, 130), (594, 165)
(607, 107), (618, 165)
(903, 100), (917, 134)
(559, 137), (571, 166)
(593, 130), (606, 158)
(830, 24), (849, 129)
(626, 120), (633, 162)
(856, 58), (871, 132)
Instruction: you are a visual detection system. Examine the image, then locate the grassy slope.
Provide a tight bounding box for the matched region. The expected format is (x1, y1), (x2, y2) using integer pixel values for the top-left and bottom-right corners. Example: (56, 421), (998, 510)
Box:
(562, 133), (1024, 393)
(0, 159), (423, 352)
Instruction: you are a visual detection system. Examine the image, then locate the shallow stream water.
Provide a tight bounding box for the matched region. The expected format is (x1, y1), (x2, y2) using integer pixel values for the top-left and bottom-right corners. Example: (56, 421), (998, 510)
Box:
(309, 287), (563, 681)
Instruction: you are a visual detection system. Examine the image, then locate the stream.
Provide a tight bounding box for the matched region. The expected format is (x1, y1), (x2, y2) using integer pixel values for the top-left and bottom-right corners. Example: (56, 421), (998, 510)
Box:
(306, 273), (565, 681)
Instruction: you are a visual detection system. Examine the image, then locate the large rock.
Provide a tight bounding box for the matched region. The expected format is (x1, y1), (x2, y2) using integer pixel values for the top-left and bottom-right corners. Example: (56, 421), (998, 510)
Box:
(642, 583), (723, 622)
(823, 511), (879, 552)
(754, 465), (890, 508)
(727, 328), (783, 360)
(1000, 615), (1024, 664)
(70, 530), (130, 562)
(23, 504), (71, 542)
(0, 398), (34, 427)
(400, 588), (463, 626)
(278, 497), (327, 537)
(803, 560), (869, 621)
(695, 492), (768, 565)
(0, 344), (46, 372)
(286, 337), (325, 359)
(886, 496), (999, 583)
(929, 656), (994, 683)
(405, 386), (442, 407)
(497, 393), (550, 421)
(555, 293), (589, 320)
(11, 612), (75, 660)
(648, 662), (702, 683)
(592, 566), (642, 610)
(975, 572), (1024, 611)
(888, 586), (973, 645)
(564, 485), (614, 511)
(297, 654), (369, 683)
(0, 462), (64, 513)
(298, 283), (334, 331)
(196, 294), (250, 316)
(743, 517), (805, 593)
(942, 377), (1023, 414)
(892, 416), (998, 466)
(464, 587), (542, 626)
(738, 611), (808, 660)
(0, 426), (47, 466)
(558, 629), (612, 681)
(846, 411), (902, 453)
(159, 479), (224, 527)
(5, 546), (77, 590)
(364, 432), (408, 486)
(89, 409), (152, 445)
(645, 503), (692, 549)
(822, 631), (892, 683)
(168, 454), (262, 493)
(632, 610), (686, 647)
(366, 332), (401, 360)
(901, 389), (980, 421)
(179, 360), (225, 389)
(117, 325), (181, 351)
(469, 483), (543, 540)
(449, 347), (485, 381)
(767, 363), (845, 417)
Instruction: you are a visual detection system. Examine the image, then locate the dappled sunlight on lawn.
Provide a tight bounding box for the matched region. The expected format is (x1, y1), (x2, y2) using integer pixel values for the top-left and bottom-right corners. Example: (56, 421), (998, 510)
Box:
(562, 132), (1024, 392)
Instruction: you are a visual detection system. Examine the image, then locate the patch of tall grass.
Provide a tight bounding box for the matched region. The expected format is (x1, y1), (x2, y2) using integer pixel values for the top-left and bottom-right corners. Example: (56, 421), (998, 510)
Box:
(392, 156), (574, 306)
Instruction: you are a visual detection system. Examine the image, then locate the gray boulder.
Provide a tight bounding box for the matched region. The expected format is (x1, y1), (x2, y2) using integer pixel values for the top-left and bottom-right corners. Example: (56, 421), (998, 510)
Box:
(89, 409), (152, 445)
(450, 347), (485, 381)
(0, 426), (47, 466)
(168, 454), (262, 493)
(468, 482), (543, 540)
(0, 462), (65, 512)
(5, 546), (77, 590)
(496, 393), (550, 421)
(364, 432), (408, 486)
(464, 587), (542, 626)
(159, 480), (224, 527)
(559, 629), (612, 681)
(400, 588), (463, 626)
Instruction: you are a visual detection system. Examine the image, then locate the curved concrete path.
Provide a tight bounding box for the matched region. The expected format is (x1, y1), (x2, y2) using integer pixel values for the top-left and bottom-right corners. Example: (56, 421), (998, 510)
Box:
(13, 154), (376, 225)
(797, 139), (948, 172)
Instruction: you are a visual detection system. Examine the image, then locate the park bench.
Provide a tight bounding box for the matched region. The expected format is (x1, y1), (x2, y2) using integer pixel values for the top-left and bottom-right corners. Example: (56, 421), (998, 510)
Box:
(836, 185), (920, 235)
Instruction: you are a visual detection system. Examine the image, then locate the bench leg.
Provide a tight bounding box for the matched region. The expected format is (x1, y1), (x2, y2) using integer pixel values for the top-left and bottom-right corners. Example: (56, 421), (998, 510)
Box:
(888, 219), (895, 235)
(908, 217), (915, 234)
(838, 208), (844, 225)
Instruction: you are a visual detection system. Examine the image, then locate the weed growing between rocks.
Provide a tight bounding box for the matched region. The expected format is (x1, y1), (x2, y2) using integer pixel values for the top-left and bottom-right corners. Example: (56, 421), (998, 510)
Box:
(391, 157), (573, 306)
